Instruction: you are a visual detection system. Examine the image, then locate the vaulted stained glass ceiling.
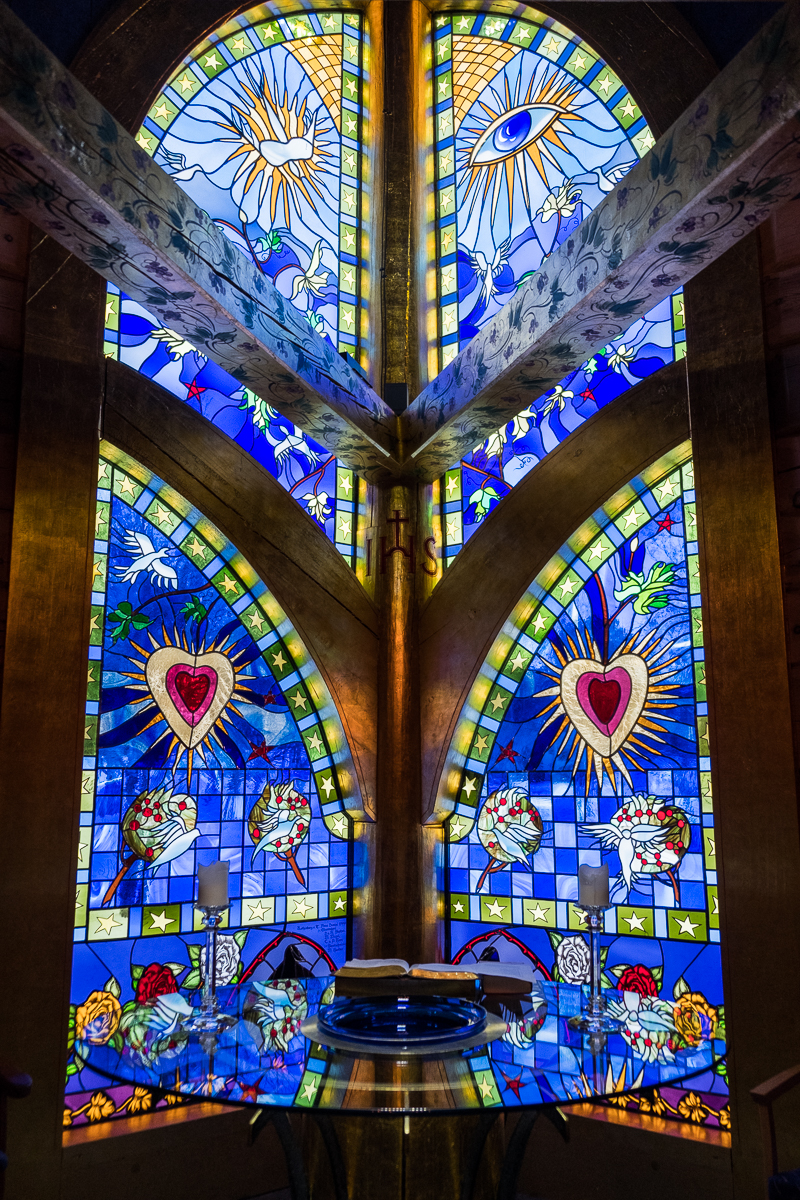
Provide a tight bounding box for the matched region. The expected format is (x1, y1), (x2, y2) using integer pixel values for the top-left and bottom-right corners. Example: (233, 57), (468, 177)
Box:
(432, 11), (684, 567)
(103, 6), (369, 566)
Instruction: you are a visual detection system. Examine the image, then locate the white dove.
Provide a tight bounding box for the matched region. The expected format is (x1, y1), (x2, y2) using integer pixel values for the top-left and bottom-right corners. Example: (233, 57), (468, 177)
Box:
(150, 327), (198, 361)
(589, 162), (636, 193)
(251, 809), (299, 858)
(582, 820), (668, 900)
(159, 147), (206, 181)
(117, 530), (178, 588)
(263, 424), (325, 472)
(468, 237), (511, 306)
(149, 812), (201, 866)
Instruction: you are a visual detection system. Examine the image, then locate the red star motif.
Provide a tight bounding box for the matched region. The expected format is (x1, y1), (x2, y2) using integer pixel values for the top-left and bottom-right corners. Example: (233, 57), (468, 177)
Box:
(580, 388), (595, 402)
(495, 738), (520, 767)
(238, 1076), (263, 1102)
(248, 738), (275, 764)
(187, 378), (207, 401)
(657, 512), (675, 533)
(263, 690), (279, 706)
(500, 1068), (525, 1099)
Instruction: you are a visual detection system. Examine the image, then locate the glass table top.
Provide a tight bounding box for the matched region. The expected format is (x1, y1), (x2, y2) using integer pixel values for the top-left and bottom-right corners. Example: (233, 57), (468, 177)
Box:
(74, 976), (725, 1114)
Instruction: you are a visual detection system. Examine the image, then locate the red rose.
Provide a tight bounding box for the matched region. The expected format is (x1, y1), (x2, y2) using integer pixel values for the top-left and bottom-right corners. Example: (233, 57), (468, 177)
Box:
(619, 964), (658, 997)
(136, 963), (179, 1005)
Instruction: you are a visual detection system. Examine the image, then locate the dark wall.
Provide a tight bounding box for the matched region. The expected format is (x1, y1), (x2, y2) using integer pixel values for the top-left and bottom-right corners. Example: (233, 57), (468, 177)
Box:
(8, 0), (784, 71)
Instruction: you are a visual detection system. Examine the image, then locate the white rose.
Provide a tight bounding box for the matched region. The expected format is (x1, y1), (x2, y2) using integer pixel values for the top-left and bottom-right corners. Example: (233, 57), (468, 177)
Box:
(556, 935), (591, 984)
(201, 934), (240, 986)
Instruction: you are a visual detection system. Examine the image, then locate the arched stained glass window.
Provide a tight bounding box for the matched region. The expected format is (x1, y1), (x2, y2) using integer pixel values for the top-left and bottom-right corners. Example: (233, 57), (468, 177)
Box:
(103, 6), (371, 565)
(431, 11), (684, 566)
(66, 442), (362, 1126)
(435, 447), (727, 1128)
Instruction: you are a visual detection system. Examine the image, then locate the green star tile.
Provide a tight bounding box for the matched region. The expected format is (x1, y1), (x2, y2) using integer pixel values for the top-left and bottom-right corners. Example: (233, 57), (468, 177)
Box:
(145, 497), (179, 534)
(703, 829), (716, 869)
(329, 891), (349, 917)
(581, 533), (614, 570)
(564, 45), (596, 78)
(538, 30), (566, 59)
(241, 603), (271, 639)
(652, 472), (681, 508)
(75, 885), (88, 928)
(113, 469), (143, 505)
(77, 828), (92, 872)
(459, 772), (482, 808)
(481, 16), (508, 39)
(438, 108), (453, 140)
(142, 904), (181, 937)
(684, 502), (698, 542)
(590, 66), (622, 103)
(616, 907), (654, 937)
(509, 21), (536, 47)
(257, 23), (285, 47)
(612, 91), (641, 129)
(700, 771), (714, 813)
(434, 34), (451, 63)
(89, 606), (104, 646)
(171, 67), (203, 101)
(694, 660), (707, 703)
(267, 642), (294, 680)
(450, 894), (469, 920)
(344, 35), (359, 64)
(480, 895), (512, 924)
(315, 768), (339, 806)
(526, 606), (556, 642)
(484, 684), (512, 720)
(196, 47), (227, 79)
(503, 645), (532, 679)
(707, 887), (719, 929)
(672, 293), (685, 332)
(286, 683), (312, 719)
(336, 469), (355, 501)
(473, 1069), (501, 1106)
(295, 1070), (322, 1107)
(225, 32), (254, 60)
(696, 715), (710, 758)
(80, 770), (95, 812)
(319, 13), (343, 33)
(147, 95), (178, 130)
(88, 907), (129, 941)
(86, 662), (100, 704)
(669, 909), (707, 942)
(95, 500), (110, 540)
(614, 502), (650, 539)
(633, 126), (656, 156)
(303, 725), (328, 762)
(470, 728), (495, 763)
(84, 716), (97, 755)
(212, 566), (243, 602)
(288, 894), (319, 922)
(682, 461), (695, 490)
(691, 608), (704, 647)
(339, 303), (358, 336)
(439, 185), (455, 218)
(522, 898), (555, 927)
(448, 815), (474, 842)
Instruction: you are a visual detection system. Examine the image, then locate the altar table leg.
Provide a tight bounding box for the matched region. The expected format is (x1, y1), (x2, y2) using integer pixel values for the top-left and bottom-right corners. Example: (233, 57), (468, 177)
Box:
(496, 1107), (569, 1200)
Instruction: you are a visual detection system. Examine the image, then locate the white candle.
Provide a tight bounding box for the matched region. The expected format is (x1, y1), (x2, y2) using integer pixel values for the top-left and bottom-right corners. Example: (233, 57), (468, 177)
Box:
(578, 863), (609, 908)
(198, 860), (229, 907)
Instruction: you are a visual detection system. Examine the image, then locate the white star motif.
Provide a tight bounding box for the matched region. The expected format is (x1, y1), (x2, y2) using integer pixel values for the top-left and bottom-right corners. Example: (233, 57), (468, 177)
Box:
(94, 911), (123, 936)
(334, 896), (347, 912)
(485, 899), (507, 919)
(331, 814), (347, 837)
(712, 895), (719, 915)
(624, 911), (647, 932)
(527, 903), (549, 923)
(474, 733), (488, 755)
(457, 16), (470, 29)
(462, 778), (477, 799)
(248, 611), (265, 633)
(558, 576), (577, 598)
(620, 96), (637, 120)
(489, 693), (506, 713)
(588, 541), (606, 562)
(320, 775), (336, 798)
(291, 690), (308, 711)
(247, 900), (272, 923)
(478, 1076), (494, 1099)
(658, 478), (678, 502)
(302, 1077), (318, 1101)
(573, 52), (587, 70)
(339, 474), (352, 496)
(148, 909), (175, 933)
(202, 52), (221, 71)
(622, 508), (641, 529)
(450, 818), (466, 839)
(272, 650), (287, 672)
(639, 129), (656, 151)
(597, 73), (613, 95)
(307, 731), (324, 755)
(292, 897), (314, 918)
(707, 837), (715, 857)
(675, 914), (700, 938)
(509, 650), (527, 673)
(532, 612), (548, 634)
(445, 475), (458, 498)
(453, 900), (465, 914)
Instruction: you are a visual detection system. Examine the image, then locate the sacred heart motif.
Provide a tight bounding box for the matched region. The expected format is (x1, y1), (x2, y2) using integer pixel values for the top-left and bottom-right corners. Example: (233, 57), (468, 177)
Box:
(146, 647), (235, 748)
(560, 654), (648, 758)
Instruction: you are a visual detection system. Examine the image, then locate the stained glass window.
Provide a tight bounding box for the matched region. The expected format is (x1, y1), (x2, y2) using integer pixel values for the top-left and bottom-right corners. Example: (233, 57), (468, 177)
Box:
(66, 442), (363, 1126)
(103, 6), (370, 566)
(435, 447), (727, 1129)
(430, 12), (684, 566)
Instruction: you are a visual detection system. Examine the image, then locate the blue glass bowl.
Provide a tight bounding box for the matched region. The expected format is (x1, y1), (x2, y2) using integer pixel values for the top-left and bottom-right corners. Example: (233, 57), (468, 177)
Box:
(317, 995), (487, 1049)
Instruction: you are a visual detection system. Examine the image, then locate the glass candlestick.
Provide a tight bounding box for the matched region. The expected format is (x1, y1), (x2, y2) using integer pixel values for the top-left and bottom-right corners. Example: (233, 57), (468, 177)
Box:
(568, 905), (622, 1034)
(183, 905), (236, 1034)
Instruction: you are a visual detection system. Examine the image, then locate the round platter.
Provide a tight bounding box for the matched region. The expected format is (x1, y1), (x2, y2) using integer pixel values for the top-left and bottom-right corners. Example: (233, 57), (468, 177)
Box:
(302, 995), (507, 1056)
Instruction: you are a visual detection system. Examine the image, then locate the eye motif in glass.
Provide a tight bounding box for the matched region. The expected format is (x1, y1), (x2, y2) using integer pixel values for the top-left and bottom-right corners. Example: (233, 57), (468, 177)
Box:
(433, 14), (683, 566)
(67, 443), (360, 1126)
(437, 452), (727, 1128)
(104, 8), (367, 563)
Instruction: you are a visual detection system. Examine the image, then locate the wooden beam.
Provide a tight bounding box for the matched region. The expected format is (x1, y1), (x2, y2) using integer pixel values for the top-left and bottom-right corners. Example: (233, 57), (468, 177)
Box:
(0, 2), (400, 481)
(402, 0), (800, 481)
(419, 361), (690, 820)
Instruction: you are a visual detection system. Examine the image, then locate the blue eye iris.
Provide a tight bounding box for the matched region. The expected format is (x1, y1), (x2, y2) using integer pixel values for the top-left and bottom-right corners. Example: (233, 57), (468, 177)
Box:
(493, 110), (532, 152)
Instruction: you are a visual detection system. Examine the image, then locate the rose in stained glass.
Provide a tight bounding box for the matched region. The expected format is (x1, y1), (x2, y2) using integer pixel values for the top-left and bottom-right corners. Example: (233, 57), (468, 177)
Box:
(200, 934), (241, 988)
(554, 936), (590, 985)
(248, 780), (311, 888)
(673, 991), (719, 1047)
(75, 990), (122, 1046)
(618, 964), (659, 998)
(135, 963), (179, 1006)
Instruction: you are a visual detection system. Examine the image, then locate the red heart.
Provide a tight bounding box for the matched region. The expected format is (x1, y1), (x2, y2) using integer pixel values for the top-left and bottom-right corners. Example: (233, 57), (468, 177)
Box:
(587, 678), (621, 725)
(174, 670), (210, 714)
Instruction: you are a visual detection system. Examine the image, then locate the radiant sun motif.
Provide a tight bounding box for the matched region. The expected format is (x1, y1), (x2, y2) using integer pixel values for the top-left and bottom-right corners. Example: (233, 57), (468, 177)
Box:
(211, 62), (334, 227)
(534, 626), (683, 793)
(458, 64), (582, 222)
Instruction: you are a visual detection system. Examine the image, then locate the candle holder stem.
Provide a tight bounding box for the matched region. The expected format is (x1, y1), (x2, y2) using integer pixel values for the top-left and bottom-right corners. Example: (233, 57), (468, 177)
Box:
(568, 906), (622, 1034)
(182, 906), (236, 1034)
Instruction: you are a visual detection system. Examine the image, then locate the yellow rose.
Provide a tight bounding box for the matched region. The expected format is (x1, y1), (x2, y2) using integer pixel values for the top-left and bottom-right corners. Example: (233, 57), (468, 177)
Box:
(75, 990), (122, 1046)
(673, 992), (717, 1047)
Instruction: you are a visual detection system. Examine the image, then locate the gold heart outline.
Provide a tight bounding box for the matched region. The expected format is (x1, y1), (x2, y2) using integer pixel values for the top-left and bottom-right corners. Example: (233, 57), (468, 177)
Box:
(146, 646), (235, 749)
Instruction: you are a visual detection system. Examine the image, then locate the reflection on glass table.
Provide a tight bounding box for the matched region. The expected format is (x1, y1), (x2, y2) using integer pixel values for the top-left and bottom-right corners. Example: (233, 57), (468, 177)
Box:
(74, 976), (725, 1114)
